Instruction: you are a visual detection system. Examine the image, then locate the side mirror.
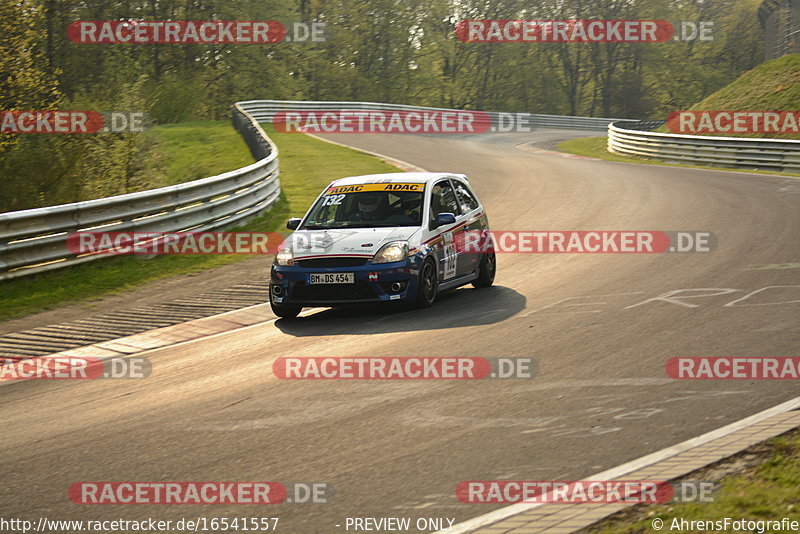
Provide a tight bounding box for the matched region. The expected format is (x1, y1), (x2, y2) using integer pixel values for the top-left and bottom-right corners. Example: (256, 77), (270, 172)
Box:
(435, 212), (456, 228)
(287, 218), (302, 230)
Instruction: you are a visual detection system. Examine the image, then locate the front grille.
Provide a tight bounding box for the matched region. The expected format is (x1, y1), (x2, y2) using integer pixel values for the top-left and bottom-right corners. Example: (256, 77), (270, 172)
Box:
(296, 257), (369, 268)
(291, 281), (377, 302)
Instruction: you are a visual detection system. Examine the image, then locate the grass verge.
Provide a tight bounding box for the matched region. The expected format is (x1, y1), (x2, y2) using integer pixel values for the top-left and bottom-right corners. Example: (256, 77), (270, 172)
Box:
(0, 124), (399, 322)
(558, 136), (800, 178)
(654, 53), (800, 139)
(149, 120), (255, 185)
(586, 428), (800, 533)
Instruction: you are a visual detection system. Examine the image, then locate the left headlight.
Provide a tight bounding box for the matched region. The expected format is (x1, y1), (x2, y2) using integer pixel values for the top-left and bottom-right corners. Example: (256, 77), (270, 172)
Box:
(275, 247), (294, 266)
(372, 241), (409, 264)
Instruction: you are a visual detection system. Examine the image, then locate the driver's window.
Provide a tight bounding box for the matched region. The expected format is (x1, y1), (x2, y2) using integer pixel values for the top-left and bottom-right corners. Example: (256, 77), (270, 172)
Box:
(429, 180), (461, 224)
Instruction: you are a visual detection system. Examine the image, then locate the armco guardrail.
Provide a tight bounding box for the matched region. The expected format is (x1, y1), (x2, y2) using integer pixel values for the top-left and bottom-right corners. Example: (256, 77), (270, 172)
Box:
(237, 99), (623, 131)
(0, 103), (279, 281)
(0, 99), (624, 281)
(608, 121), (800, 173)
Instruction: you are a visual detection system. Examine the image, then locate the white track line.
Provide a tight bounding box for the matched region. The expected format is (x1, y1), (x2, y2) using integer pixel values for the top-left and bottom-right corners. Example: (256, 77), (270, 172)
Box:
(439, 395), (800, 533)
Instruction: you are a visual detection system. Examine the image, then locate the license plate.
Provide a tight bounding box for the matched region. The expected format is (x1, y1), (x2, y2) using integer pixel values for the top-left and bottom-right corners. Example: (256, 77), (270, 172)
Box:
(307, 272), (355, 284)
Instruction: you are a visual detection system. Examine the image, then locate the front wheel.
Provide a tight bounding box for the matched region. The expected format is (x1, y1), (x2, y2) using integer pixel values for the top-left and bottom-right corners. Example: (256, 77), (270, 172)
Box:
(472, 250), (496, 288)
(414, 258), (438, 308)
(270, 297), (301, 319)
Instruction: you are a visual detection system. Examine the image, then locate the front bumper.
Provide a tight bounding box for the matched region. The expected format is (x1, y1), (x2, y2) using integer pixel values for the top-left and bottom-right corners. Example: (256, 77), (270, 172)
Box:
(270, 257), (422, 306)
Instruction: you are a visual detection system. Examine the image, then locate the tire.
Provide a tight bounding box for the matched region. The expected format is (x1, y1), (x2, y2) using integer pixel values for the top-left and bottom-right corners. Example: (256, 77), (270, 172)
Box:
(472, 250), (496, 288)
(414, 258), (438, 308)
(270, 297), (301, 319)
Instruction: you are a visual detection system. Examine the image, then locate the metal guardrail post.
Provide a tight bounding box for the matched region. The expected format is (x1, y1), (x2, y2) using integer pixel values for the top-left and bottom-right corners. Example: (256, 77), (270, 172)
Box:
(608, 121), (800, 173)
(236, 100), (625, 132)
(17, 99), (792, 281)
(0, 103), (280, 281)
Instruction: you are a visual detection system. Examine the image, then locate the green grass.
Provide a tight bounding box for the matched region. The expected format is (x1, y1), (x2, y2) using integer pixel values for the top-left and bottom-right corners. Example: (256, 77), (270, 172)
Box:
(0, 124), (399, 322)
(655, 53), (800, 139)
(270, 129), (402, 220)
(587, 430), (800, 533)
(560, 55), (800, 175)
(149, 120), (255, 185)
(690, 54), (800, 118)
(557, 137), (638, 163)
(558, 136), (800, 178)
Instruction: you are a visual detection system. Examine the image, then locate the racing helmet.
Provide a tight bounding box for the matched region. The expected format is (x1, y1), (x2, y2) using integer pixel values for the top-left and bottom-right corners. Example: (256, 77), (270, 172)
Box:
(358, 193), (380, 213)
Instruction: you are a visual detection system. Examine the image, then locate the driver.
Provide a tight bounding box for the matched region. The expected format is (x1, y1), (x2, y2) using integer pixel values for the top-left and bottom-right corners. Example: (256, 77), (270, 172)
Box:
(354, 193), (382, 221)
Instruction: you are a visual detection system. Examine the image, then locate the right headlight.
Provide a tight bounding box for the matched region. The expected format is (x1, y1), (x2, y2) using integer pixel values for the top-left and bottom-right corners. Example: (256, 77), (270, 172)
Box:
(275, 247), (294, 266)
(372, 241), (409, 264)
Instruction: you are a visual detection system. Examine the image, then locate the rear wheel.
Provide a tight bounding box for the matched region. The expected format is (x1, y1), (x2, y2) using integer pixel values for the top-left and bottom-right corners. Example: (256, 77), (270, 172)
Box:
(415, 258), (438, 308)
(472, 250), (496, 288)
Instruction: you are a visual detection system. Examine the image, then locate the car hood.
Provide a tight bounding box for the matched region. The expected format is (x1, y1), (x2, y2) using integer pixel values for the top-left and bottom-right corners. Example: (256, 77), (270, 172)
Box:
(287, 227), (421, 259)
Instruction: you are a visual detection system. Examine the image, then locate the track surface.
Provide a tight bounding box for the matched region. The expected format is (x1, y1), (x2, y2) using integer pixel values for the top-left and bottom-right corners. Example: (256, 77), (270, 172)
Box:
(2, 130), (799, 532)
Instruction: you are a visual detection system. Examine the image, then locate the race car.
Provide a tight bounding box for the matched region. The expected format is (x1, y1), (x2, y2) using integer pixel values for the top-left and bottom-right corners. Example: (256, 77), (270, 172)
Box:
(269, 172), (495, 318)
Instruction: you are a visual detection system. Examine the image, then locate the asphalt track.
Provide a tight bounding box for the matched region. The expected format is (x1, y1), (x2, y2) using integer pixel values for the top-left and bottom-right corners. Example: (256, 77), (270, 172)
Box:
(1, 129), (799, 532)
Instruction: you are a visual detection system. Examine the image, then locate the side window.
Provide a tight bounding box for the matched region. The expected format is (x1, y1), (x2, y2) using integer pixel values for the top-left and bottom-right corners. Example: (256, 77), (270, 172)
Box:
(453, 181), (479, 213)
(429, 180), (461, 222)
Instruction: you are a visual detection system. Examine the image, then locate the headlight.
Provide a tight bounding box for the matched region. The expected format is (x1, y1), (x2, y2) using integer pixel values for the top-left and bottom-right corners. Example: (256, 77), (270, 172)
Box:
(275, 248), (294, 266)
(372, 241), (409, 264)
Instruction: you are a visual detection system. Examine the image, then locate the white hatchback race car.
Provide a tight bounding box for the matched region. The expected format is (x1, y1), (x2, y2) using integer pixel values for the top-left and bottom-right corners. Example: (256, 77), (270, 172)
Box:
(269, 172), (495, 318)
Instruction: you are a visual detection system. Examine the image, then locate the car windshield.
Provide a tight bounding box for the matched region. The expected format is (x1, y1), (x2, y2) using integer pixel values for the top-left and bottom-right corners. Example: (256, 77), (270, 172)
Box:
(301, 185), (425, 229)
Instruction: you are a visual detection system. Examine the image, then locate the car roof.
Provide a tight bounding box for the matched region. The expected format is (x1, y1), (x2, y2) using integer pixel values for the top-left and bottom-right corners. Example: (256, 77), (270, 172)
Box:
(328, 172), (466, 187)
